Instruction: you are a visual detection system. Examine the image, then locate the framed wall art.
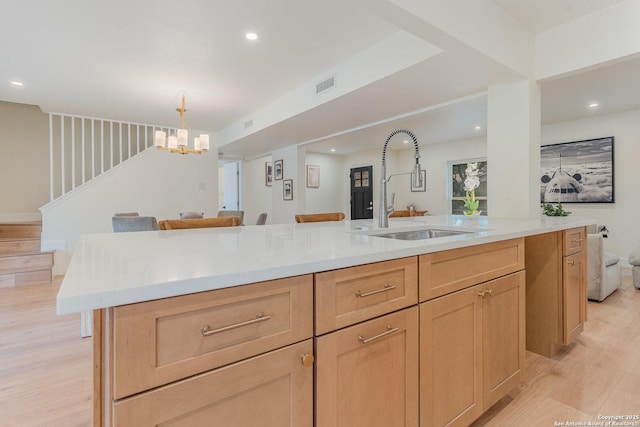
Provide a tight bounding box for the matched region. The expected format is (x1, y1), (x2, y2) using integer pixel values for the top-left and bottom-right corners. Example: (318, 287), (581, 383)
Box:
(274, 159), (284, 180)
(306, 165), (319, 188)
(265, 162), (273, 186)
(540, 136), (614, 203)
(448, 159), (488, 215)
(283, 179), (293, 200)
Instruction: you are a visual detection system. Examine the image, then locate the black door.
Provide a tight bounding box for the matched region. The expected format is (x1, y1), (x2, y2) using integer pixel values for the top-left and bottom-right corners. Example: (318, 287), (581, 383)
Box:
(350, 166), (373, 220)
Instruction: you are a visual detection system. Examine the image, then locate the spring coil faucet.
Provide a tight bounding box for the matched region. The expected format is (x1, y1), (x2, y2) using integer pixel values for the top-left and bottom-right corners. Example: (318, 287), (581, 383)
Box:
(379, 129), (423, 228)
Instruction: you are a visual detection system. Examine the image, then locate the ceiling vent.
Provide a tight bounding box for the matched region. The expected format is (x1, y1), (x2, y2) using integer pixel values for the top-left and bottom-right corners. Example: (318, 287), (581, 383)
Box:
(316, 74), (336, 95)
(244, 119), (253, 129)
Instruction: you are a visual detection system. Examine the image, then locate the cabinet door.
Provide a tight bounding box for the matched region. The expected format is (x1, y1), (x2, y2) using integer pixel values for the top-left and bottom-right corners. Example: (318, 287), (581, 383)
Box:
(316, 307), (419, 427)
(563, 251), (586, 344)
(482, 271), (526, 409)
(420, 286), (483, 427)
(113, 340), (314, 427)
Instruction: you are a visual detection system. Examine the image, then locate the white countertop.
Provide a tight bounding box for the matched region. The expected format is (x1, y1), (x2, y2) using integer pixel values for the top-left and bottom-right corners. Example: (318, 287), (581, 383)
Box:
(56, 215), (594, 314)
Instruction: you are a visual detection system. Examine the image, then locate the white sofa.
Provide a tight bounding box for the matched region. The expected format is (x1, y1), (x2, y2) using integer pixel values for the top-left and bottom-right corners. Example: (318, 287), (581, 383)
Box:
(629, 247), (640, 289)
(587, 225), (622, 301)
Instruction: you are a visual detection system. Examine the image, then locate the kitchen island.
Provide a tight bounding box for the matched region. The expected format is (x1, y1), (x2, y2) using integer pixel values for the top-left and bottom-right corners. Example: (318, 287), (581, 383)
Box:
(58, 215), (592, 427)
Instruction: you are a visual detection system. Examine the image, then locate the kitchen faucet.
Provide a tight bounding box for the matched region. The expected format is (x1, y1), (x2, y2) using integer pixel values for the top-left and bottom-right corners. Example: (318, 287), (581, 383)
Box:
(379, 129), (423, 228)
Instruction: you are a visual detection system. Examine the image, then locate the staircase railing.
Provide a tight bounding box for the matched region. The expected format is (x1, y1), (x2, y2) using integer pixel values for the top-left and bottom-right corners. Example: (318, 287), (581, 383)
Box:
(47, 112), (176, 202)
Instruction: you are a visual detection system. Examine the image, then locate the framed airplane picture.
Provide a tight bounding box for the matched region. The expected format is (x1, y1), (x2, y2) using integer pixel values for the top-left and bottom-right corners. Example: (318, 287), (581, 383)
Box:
(540, 137), (614, 203)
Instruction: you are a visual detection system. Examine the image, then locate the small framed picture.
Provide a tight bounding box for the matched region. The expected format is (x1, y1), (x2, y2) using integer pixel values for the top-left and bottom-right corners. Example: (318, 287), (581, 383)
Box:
(283, 179), (293, 200)
(411, 170), (426, 192)
(265, 162), (273, 186)
(306, 165), (319, 188)
(274, 159), (284, 180)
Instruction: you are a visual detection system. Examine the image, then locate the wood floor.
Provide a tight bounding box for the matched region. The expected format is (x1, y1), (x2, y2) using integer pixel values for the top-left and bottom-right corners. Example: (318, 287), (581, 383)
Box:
(0, 276), (92, 427)
(472, 269), (640, 426)
(0, 272), (638, 427)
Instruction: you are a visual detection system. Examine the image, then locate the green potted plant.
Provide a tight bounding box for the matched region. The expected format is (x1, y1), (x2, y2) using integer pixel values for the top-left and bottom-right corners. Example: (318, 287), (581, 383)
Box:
(541, 202), (571, 216)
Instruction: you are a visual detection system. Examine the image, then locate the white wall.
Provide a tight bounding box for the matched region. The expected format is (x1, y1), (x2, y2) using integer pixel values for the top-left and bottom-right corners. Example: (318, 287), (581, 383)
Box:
(41, 148), (218, 275)
(0, 101), (49, 221)
(270, 146), (305, 224)
(241, 155), (273, 225)
(395, 137), (487, 214)
(542, 109), (640, 258)
(304, 152), (346, 215)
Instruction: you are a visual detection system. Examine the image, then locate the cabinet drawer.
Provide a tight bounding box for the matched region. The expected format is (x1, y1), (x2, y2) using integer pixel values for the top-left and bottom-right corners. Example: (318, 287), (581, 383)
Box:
(114, 339), (314, 426)
(419, 238), (524, 301)
(315, 257), (418, 335)
(563, 227), (586, 255)
(112, 275), (313, 399)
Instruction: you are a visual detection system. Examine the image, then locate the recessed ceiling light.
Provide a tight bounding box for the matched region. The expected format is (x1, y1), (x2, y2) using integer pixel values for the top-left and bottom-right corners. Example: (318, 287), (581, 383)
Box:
(589, 102), (599, 108)
(245, 32), (258, 41)
(10, 81), (23, 87)
(330, 148), (336, 152)
(474, 125), (481, 130)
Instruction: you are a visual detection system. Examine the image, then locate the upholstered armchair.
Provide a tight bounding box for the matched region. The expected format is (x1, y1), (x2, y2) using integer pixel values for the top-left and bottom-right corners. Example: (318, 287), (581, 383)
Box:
(112, 216), (159, 232)
(587, 225), (622, 301)
(629, 247), (640, 289)
(255, 212), (267, 225)
(180, 212), (204, 219)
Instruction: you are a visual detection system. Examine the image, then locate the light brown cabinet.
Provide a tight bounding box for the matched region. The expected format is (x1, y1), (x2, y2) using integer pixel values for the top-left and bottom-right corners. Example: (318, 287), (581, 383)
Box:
(111, 274), (313, 399)
(113, 339), (314, 426)
(95, 275), (314, 426)
(315, 257), (417, 335)
(419, 238), (524, 302)
(92, 233), (580, 427)
(316, 306), (419, 427)
(563, 251), (587, 344)
(420, 271), (525, 427)
(525, 227), (587, 357)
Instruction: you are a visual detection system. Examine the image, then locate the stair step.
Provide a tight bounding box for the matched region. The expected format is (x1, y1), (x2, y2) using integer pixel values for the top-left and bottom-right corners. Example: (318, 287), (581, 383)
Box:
(0, 251), (54, 274)
(0, 222), (42, 239)
(0, 238), (41, 255)
(0, 269), (52, 288)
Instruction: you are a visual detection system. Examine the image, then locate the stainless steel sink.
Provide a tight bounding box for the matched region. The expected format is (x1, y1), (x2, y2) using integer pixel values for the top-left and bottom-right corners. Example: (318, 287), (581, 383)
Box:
(371, 228), (473, 240)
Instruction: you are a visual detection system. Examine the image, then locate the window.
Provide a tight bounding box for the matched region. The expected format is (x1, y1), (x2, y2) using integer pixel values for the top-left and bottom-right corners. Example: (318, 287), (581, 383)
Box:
(447, 158), (488, 215)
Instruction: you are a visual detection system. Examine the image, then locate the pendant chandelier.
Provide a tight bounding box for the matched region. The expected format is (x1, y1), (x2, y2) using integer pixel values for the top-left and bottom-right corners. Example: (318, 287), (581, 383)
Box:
(154, 95), (209, 155)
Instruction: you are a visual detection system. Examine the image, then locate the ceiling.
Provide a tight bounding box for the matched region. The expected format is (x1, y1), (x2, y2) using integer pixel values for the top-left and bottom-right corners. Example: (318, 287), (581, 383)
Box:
(1, 0), (637, 160)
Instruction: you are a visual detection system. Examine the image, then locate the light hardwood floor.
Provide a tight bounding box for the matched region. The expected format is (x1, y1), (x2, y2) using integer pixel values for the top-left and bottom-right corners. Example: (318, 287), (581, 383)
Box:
(1, 272), (638, 427)
(472, 268), (640, 426)
(0, 276), (91, 427)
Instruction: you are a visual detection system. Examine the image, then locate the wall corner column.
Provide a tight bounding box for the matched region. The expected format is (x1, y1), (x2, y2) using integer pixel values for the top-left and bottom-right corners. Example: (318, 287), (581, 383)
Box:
(487, 80), (541, 218)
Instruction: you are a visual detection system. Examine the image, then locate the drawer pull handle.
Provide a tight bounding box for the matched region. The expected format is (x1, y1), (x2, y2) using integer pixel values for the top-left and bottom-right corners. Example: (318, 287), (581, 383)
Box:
(571, 239), (583, 243)
(568, 260), (575, 266)
(358, 325), (399, 344)
(477, 289), (493, 298)
(201, 312), (271, 336)
(356, 284), (396, 298)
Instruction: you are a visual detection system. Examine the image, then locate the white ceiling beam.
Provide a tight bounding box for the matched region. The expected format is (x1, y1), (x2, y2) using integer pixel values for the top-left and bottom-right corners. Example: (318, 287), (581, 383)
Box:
(536, 0), (640, 80)
(215, 30), (441, 149)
